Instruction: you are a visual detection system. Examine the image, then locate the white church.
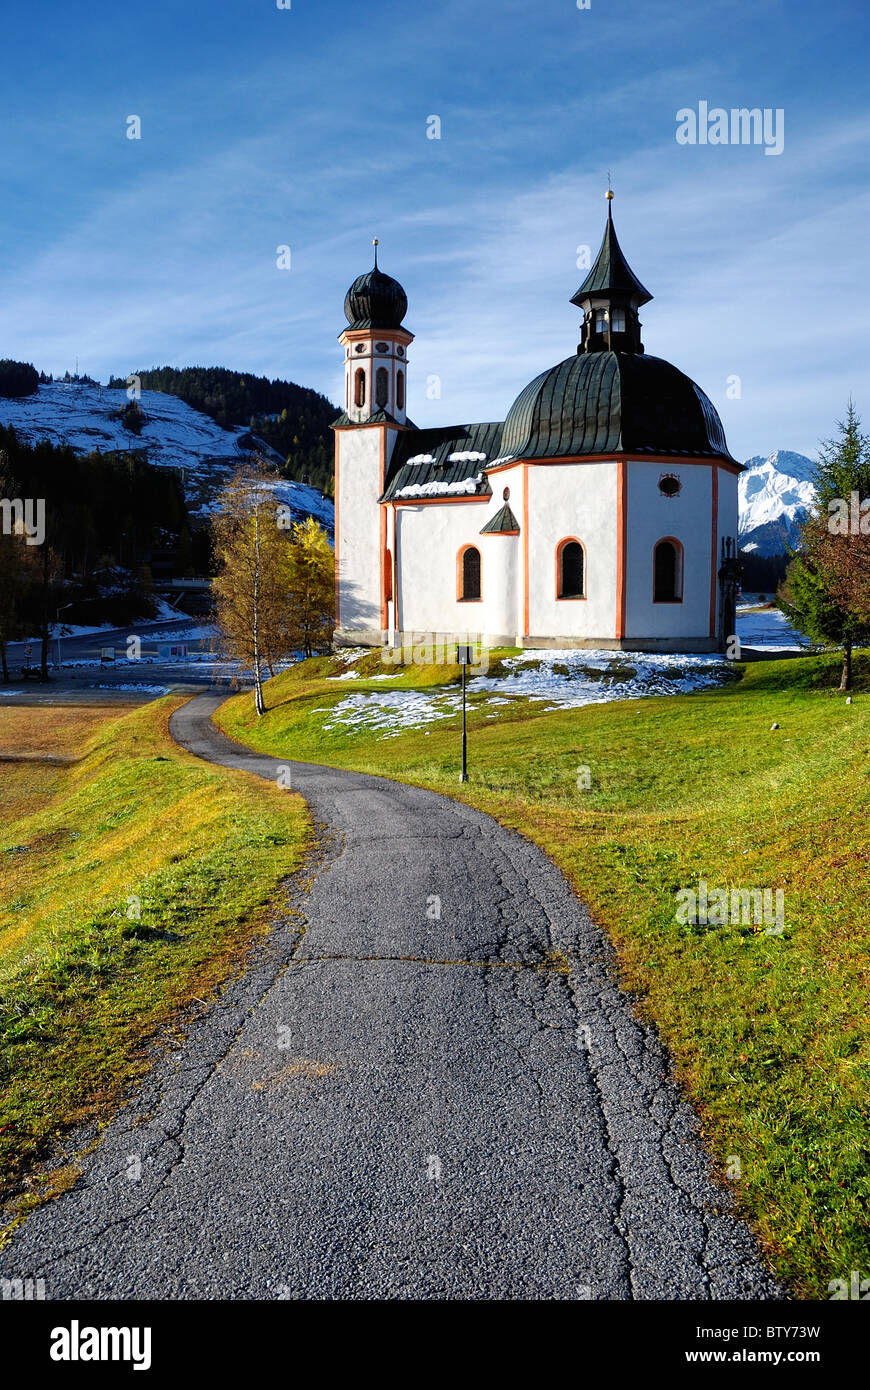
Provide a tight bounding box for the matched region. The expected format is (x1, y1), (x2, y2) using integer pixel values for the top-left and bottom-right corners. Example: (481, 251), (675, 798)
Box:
(333, 194), (741, 653)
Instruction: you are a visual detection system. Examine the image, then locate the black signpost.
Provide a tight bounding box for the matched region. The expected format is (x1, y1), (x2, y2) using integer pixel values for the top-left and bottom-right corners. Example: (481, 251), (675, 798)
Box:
(456, 644), (472, 782)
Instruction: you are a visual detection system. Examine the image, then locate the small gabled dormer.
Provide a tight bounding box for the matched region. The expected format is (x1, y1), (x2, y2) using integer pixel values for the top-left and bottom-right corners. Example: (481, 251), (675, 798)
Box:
(571, 190), (652, 355)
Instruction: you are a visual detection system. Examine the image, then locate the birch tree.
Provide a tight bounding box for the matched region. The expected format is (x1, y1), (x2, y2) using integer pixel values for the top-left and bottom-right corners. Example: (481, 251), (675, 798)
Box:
(211, 464), (292, 716)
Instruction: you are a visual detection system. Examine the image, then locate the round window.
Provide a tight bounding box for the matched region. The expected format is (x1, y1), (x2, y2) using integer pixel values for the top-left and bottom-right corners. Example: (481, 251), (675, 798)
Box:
(375, 342), (389, 353)
(397, 347), (405, 357)
(658, 474), (681, 498)
(503, 486), (510, 501)
(354, 343), (366, 353)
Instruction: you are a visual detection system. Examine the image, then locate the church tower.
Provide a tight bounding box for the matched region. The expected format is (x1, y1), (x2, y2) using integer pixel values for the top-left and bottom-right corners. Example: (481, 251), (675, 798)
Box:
(571, 189), (652, 354)
(334, 242), (412, 646)
(339, 240), (413, 424)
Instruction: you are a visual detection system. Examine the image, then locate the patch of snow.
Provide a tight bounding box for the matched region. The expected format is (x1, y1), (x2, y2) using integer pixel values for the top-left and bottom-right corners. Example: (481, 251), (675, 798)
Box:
(395, 477), (482, 498)
(93, 683), (171, 693)
(316, 647), (739, 735)
(0, 382), (335, 530)
(315, 690), (462, 736)
(470, 649), (732, 709)
(406, 453), (437, 465)
(736, 607), (806, 651)
(447, 450), (487, 463)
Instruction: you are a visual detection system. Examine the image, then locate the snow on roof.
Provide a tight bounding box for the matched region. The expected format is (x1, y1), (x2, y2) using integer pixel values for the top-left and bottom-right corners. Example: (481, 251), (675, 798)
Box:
(447, 450), (487, 463)
(394, 476), (482, 499)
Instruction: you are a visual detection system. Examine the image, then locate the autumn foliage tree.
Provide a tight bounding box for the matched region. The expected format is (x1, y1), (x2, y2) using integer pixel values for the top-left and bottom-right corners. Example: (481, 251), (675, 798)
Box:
(285, 516), (334, 658)
(779, 404), (870, 690)
(211, 465), (335, 714)
(211, 464), (294, 715)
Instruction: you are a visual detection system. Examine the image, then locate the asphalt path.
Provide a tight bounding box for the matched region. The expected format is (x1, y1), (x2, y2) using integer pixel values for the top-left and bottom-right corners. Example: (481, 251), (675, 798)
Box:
(0, 692), (781, 1300)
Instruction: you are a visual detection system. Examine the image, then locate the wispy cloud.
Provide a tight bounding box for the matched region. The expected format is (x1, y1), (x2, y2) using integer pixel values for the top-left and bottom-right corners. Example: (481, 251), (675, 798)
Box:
(0, 0), (868, 463)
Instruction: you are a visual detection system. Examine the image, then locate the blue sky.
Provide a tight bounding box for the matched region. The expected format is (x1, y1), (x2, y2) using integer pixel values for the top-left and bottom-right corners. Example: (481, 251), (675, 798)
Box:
(1, 0), (868, 461)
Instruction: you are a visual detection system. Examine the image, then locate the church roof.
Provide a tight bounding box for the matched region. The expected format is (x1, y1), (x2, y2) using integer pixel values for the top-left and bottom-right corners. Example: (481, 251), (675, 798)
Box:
(480, 502), (519, 534)
(381, 421), (501, 501)
(497, 351), (738, 464)
(344, 245), (408, 331)
(570, 205), (652, 307)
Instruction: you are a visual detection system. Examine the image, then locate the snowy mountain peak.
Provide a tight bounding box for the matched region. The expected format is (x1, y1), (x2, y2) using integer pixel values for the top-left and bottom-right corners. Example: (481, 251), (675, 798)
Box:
(738, 449), (816, 556)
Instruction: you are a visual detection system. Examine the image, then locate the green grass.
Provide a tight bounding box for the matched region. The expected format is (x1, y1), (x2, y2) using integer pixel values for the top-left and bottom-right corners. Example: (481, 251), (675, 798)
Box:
(0, 698), (309, 1228)
(214, 649), (870, 1298)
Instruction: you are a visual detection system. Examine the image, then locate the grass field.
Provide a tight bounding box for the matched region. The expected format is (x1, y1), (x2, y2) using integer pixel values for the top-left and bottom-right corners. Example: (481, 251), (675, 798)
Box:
(215, 649), (870, 1298)
(0, 697), (309, 1232)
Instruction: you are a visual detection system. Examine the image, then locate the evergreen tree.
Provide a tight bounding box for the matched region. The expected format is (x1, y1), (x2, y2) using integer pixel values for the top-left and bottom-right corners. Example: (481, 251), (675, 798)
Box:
(779, 404), (870, 690)
(812, 401), (870, 510)
(778, 523), (870, 690)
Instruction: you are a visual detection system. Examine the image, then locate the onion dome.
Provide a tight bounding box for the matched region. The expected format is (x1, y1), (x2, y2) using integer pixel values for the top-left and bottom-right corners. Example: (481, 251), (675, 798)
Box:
(344, 239), (408, 330)
(500, 351), (736, 463)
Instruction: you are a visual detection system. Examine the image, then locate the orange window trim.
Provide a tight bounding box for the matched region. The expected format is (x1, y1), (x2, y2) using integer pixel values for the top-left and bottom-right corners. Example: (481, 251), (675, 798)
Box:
(457, 544), (483, 603)
(615, 460), (626, 637)
(652, 536), (684, 603)
(522, 463), (530, 636)
(333, 447), (341, 627)
(555, 537), (587, 600)
(709, 465), (719, 637)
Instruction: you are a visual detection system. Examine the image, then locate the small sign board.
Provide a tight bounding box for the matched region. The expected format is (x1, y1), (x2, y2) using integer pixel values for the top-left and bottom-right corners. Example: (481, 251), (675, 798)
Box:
(100, 647), (115, 664)
(158, 643), (189, 661)
(456, 644), (474, 666)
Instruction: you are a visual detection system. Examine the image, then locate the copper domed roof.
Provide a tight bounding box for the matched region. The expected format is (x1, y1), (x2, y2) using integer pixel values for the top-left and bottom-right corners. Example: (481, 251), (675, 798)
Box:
(500, 352), (736, 463)
(344, 247), (408, 331)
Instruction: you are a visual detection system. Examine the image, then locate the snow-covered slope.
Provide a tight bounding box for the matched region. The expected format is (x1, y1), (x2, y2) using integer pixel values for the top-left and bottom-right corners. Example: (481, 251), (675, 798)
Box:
(0, 381), (334, 531)
(738, 450), (816, 556)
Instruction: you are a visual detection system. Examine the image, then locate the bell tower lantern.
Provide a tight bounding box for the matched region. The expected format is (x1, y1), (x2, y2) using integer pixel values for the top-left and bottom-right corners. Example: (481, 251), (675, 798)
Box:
(571, 190), (652, 355)
(339, 240), (413, 425)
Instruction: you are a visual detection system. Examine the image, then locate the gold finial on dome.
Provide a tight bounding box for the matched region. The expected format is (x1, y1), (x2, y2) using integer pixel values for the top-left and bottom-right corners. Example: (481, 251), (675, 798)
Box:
(372, 237), (379, 268)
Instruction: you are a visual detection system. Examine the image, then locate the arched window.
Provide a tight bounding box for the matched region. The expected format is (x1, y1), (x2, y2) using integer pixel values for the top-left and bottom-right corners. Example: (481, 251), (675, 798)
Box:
(653, 538), (683, 603)
(354, 368), (366, 408)
(396, 369), (405, 411)
(458, 545), (481, 602)
(557, 539), (585, 599)
(375, 367), (388, 409)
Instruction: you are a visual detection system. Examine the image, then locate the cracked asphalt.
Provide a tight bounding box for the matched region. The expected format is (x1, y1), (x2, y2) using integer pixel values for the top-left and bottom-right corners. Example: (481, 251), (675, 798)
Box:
(0, 692), (781, 1300)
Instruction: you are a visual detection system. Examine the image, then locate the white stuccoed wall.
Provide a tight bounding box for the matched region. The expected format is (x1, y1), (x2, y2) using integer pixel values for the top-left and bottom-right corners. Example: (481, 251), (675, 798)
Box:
(526, 461), (619, 642)
(336, 426), (389, 638)
(716, 466), (739, 640)
(337, 438), (735, 651)
(624, 460), (715, 644)
(395, 499), (506, 643)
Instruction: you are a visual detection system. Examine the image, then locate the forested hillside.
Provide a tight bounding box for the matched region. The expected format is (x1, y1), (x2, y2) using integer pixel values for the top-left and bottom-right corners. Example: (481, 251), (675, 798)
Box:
(109, 366), (337, 496)
(0, 425), (197, 674)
